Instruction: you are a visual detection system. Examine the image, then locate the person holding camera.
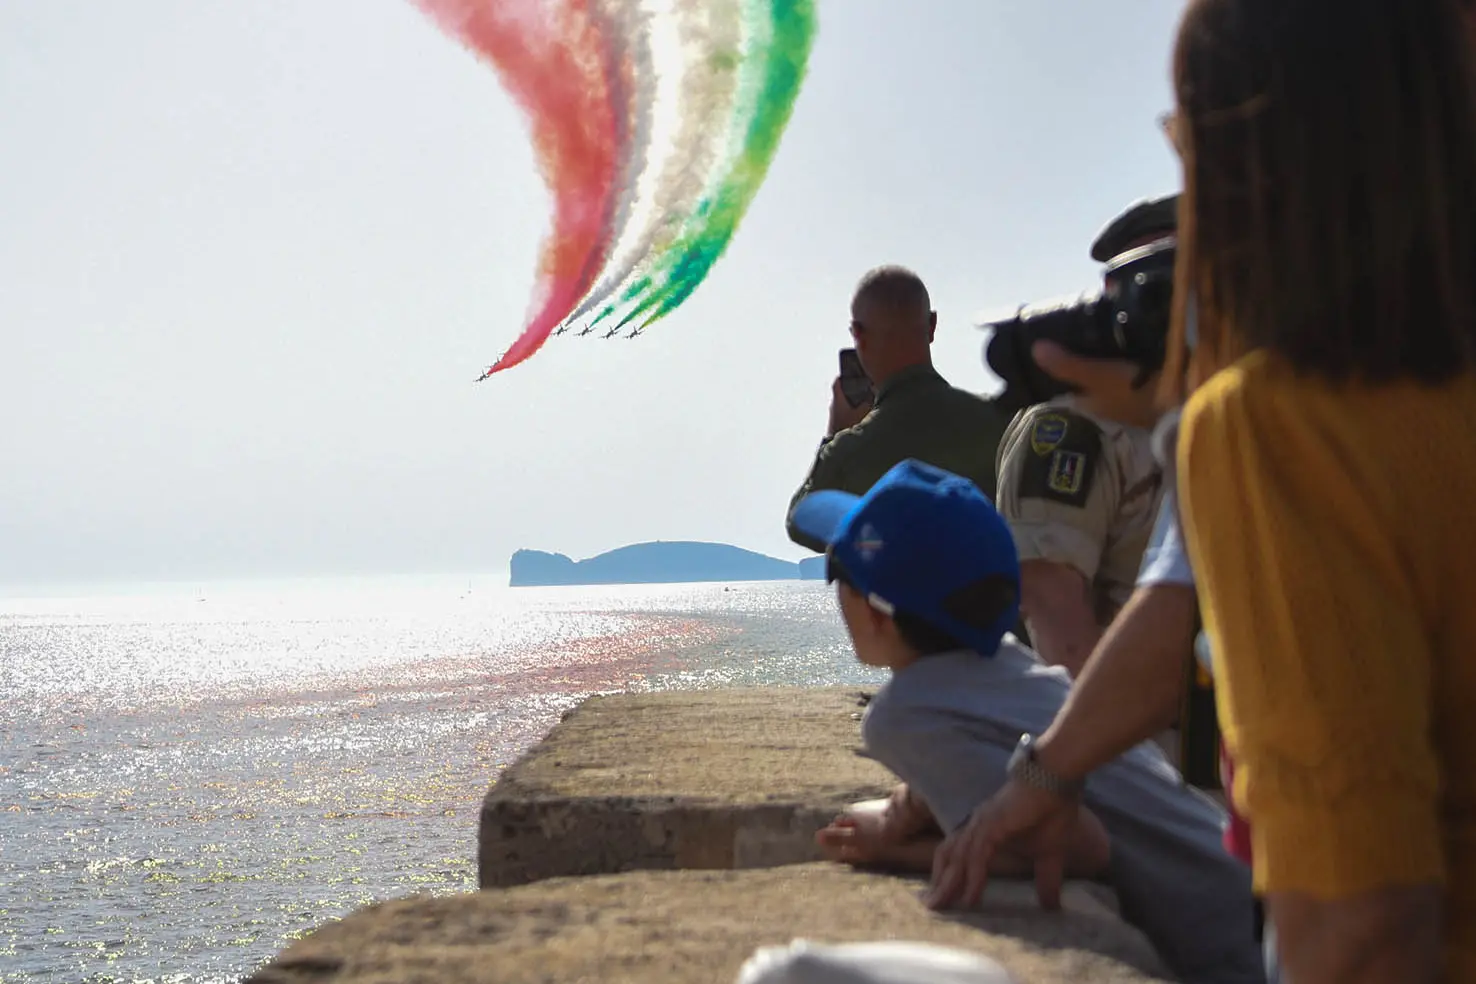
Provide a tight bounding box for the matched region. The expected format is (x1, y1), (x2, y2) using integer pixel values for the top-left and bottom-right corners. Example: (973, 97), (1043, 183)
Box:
(988, 195), (1178, 679)
(934, 196), (1265, 973)
(785, 265), (1008, 554)
(965, 190), (1230, 822)
(928, 186), (1266, 966)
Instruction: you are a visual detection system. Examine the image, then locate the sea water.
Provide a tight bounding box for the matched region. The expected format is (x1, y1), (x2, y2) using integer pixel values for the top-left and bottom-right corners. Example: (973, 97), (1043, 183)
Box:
(0, 576), (880, 983)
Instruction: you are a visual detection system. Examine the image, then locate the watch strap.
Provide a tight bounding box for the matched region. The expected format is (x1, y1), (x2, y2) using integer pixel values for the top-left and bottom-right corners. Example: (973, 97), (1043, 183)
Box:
(1007, 734), (1085, 799)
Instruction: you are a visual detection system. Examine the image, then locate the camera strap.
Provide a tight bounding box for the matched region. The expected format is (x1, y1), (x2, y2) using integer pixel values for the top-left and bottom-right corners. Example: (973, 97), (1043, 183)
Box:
(1178, 608), (1223, 792)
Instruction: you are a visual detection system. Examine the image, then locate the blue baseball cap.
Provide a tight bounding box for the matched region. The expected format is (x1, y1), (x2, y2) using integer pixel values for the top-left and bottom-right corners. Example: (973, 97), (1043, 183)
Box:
(791, 459), (1021, 657)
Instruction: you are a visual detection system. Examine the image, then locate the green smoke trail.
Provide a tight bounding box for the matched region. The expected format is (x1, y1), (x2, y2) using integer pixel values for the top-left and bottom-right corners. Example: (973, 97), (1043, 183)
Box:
(596, 0), (816, 331)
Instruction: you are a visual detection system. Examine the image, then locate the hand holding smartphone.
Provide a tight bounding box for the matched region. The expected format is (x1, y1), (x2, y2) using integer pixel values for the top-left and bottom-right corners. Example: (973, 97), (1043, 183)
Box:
(839, 348), (874, 408)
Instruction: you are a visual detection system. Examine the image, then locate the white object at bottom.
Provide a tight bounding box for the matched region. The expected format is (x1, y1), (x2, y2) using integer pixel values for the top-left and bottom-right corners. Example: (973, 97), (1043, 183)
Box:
(735, 939), (1016, 984)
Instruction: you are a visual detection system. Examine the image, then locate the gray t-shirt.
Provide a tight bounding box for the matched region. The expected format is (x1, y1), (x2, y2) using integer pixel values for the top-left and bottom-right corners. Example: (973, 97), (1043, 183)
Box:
(861, 642), (1264, 984)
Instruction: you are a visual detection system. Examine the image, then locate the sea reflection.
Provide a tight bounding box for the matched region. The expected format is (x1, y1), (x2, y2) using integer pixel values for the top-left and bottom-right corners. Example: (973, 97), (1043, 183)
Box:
(0, 579), (877, 982)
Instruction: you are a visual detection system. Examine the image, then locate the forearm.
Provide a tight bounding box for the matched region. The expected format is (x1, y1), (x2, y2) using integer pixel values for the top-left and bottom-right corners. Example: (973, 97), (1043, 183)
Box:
(1270, 886), (1443, 984)
(1020, 561), (1102, 677)
(785, 448), (842, 552)
(1025, 618), (1101, 678)
(1035, 584), (1195, 781)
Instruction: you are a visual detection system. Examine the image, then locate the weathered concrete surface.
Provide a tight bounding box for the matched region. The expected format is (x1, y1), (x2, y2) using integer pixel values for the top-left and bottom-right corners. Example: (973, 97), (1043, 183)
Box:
(248, 864), (1170, 984)
(480, 687), (900, 887)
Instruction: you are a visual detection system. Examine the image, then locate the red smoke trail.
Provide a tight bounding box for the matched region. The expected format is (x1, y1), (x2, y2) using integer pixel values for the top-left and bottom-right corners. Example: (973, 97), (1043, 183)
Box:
(412, 0), (623, 377)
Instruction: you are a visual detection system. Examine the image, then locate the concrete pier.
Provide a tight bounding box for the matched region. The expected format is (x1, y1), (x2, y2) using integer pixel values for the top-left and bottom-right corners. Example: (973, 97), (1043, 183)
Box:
(478, 687), (897, 886)
(248, 688), (1170, 984)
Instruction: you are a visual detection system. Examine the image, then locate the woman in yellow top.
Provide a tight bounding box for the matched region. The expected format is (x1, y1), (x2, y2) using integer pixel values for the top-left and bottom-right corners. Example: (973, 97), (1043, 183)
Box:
(1165, 0), (1476, 981)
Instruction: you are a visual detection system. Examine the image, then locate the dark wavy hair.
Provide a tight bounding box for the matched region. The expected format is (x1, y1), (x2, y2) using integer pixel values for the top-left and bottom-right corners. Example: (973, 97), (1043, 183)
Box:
(1161, 0), (1476, 400)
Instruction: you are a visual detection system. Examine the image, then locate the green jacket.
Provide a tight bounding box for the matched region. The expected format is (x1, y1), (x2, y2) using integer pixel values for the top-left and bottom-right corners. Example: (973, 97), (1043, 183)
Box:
(786, 364), (1009, 553)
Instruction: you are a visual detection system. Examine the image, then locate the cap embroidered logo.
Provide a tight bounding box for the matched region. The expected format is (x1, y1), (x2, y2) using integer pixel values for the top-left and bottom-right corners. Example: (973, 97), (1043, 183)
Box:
(853, 523), (884, 561)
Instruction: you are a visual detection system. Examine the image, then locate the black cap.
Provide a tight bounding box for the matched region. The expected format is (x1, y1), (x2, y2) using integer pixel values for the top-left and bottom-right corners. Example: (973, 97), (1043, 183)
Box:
(1090, 193), (1180, 263)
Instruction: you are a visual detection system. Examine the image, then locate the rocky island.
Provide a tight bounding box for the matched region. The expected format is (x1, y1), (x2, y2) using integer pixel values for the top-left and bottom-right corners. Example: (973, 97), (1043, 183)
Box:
(510, 541), (827, 587)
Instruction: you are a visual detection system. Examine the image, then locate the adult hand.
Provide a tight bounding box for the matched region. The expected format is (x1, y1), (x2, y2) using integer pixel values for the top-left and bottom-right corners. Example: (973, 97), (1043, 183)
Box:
(925, 778), (1079, 912)
(827, 377), (873, 436)
(1031, 340), (1163, 430)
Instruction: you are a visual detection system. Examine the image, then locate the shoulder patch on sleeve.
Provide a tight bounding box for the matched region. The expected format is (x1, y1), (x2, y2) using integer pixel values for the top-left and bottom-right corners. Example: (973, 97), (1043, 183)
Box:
(1015, 409), (1103, 508)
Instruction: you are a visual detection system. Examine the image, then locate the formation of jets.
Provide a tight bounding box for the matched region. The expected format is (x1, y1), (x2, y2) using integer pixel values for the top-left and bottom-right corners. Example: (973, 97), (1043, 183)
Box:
(474, 323), (647, 379)
(522, 323), (649, 346)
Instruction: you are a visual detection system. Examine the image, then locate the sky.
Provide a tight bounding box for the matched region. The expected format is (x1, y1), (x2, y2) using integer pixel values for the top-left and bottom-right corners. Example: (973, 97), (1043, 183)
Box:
(0, 0), (1185, 589)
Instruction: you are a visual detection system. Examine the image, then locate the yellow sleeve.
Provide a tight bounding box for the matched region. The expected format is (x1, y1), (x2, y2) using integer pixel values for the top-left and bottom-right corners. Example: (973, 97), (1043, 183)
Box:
(1178, 368), (1444, 899)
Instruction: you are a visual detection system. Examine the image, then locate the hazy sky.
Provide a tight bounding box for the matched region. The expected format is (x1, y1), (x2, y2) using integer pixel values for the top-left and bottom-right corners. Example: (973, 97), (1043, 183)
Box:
(0, 0), (1185, 588)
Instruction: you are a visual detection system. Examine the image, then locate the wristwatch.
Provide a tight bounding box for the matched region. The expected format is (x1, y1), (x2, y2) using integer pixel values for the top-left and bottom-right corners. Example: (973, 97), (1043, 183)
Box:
(1007, 734), (1086, 799)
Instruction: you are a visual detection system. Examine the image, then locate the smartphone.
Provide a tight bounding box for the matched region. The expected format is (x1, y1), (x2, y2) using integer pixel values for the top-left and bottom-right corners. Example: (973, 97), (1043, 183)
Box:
(839, 348), (874, 408)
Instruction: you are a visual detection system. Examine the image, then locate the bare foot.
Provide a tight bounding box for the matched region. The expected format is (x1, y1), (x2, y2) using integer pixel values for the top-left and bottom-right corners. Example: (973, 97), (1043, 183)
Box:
(816, 799), (891, 864)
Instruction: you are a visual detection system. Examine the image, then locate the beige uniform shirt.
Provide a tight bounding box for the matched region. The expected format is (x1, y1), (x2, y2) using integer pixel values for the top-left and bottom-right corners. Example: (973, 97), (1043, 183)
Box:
(995, 396), (1163, 625)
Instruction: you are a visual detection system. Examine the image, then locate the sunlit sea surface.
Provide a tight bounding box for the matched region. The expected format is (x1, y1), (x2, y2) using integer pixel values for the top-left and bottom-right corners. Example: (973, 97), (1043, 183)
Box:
(0, 576), (880, 983)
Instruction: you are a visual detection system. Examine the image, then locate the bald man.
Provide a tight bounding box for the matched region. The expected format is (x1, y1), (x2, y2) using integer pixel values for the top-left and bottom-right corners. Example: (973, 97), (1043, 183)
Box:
(786, 266), (1008, 553)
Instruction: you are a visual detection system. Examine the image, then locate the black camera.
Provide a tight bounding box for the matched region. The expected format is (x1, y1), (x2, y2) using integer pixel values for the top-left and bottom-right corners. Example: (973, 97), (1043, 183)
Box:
(981, 238), (1177, 413)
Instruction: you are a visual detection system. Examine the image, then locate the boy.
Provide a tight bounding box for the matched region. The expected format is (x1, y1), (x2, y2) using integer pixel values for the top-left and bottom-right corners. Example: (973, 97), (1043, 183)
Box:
(790, 459), (1264, 984)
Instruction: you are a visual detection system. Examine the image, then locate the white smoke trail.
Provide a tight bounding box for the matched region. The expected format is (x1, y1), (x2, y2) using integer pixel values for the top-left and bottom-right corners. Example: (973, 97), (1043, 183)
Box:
(560, 0), (659, 330)
(563, 0), (745, 331)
